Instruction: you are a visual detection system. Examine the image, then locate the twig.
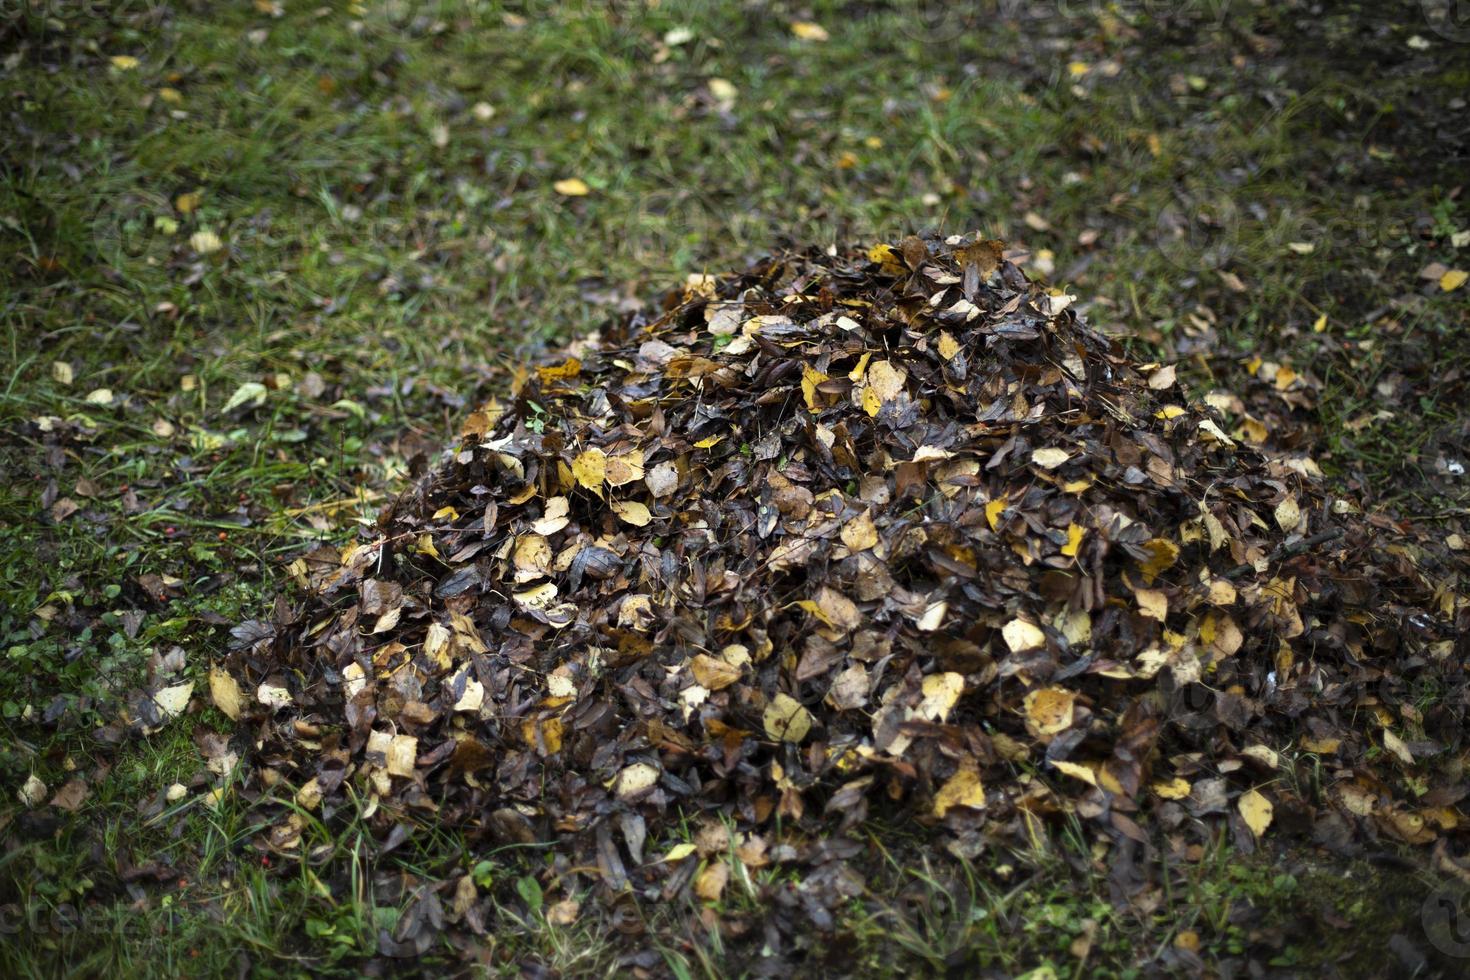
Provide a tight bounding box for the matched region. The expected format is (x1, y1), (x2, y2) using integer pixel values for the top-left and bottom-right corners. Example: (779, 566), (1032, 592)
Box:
(1220, 527), (1345, 580)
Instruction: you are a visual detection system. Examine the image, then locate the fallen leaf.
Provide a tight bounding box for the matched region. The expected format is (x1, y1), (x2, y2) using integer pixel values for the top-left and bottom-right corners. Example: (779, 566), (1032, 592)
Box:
(554, 178), (591, 196)
(1023, 687), (1076, 736)
(694, 859), (729, 901)
(49, 779), (89, 812)
(933, 766), (985, 817)
(840, 510), (879, 551)
(611, 499), (652, 526)
(690, 654), (741, 691)
(1238, 788), (1273, 836)
(616, 762), (660, 799)
(152, 682), (194, 720)
(572, 449), (607, 490)
(19, 775), (47, 808)
(209, 667), (243, 720)
(1030, 447), (1071, 469)
(763, 693), (813, 743)
(1002, 618), (1046, 652)
(1151, 777), (1192, 800)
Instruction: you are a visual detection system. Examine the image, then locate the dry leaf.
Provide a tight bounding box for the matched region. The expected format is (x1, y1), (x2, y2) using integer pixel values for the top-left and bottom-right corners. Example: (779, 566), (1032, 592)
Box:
(933, 766), (985, 817)
(1002, 617), (1046, 652)
(1023, 687), (1076, 736)
(1238, 788), (1273, 836)
(763, 693), (813, 743)
(209, 667), (243, 720)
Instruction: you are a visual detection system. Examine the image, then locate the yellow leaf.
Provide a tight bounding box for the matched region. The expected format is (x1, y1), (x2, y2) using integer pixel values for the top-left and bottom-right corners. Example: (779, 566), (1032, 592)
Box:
(1061, 523), (1085, 557)
(917, 672), (964, 722)
(1002, 617), (1046, 652)
(801, 364), (829, 412)
(693, 434), (725, 449)
(790, 21), (829, 41)
(1274, 496), (1301, 532)
(554, 178), (590, 196)
(175, 191), (202, 214)
(615, 762), (660, 799)
(1135, 588), (1168, 621)
(763, 693), (813, 743)
(861, 385), (882, 417)
(866, 243), (906, 276)
(520, 715), (563, 753)
(605, 450), (644, 487)
(572, 449), (606, 490)
(1050, 760), (1097, 786)
(663, 842), (697, 863)
(1382, 729), (1415, 765)
(1030, 447), (1071, 469)
(848, 351), (872, 382)
(1151, 777), (1192, 800)
(933, 766), (985, 817)
(1023, 687), (1075, 735)
(1312, 313), (1328, 333)
(1137, 538), (1179, 581)
(537, 357), (581, 383)
(209, 667), (243, 721)
(937, 331), (961, 360)
(1441, 269), (1468, 292)
(866, 360), (905, 402)
(611, 499), (652, 526)
(110, 55), (140, 70)
(840, 510), (879, 552)
(694, 860), (729, 902)
(985, 498), (1008, 531)
(513, 582), (559, 609)
(513, 534), (552, 575)
(690, 654), (741, 691)
(1238, 788), (1273, 837)
(707, 77), (737, 102)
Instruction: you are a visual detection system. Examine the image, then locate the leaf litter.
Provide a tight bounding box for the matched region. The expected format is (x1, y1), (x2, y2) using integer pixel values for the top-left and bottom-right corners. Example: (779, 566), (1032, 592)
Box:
(219, 234), (1468, 960)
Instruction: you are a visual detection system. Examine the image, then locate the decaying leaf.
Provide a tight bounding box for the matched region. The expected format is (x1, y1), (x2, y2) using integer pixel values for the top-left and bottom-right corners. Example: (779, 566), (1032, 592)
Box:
(763, 693), (813, 743)
(1022, 687), (1076, 736)
(19, 774), (47, 808)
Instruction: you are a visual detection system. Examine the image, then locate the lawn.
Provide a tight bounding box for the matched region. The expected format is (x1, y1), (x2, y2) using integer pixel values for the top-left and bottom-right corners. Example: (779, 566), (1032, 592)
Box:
(2, 0), (1468, 975)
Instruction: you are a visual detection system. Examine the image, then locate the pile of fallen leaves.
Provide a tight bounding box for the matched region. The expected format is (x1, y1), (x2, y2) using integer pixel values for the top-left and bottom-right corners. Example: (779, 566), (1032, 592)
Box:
(218, 234), (1467, 950)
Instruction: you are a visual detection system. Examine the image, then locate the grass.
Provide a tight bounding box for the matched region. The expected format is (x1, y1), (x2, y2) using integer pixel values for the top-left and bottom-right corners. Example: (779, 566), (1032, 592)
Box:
(2, 0), (1468, 974)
